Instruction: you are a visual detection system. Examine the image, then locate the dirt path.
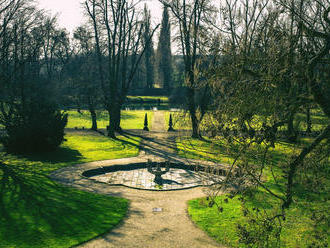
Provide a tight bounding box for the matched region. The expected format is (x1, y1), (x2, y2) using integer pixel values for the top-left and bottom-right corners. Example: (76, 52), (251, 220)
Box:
(152, 111), (165, 132)
(51, 111), (224, 248)
(71, 183), (222, 248)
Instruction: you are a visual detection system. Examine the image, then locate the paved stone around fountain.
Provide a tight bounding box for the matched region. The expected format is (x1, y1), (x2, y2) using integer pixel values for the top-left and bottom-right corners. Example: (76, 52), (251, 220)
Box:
(90, 167), (224, 190)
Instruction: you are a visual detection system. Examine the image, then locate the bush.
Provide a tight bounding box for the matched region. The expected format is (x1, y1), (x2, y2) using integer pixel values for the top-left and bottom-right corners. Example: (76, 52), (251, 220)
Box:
(1, 100), (68, 153)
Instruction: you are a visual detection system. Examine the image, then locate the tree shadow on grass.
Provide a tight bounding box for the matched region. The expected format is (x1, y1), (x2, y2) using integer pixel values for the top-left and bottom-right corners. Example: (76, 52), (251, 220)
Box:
(121, 112), (141, 120)
(115, 132), (143, 150)
(17, 147), (83, 164)
(0, 170), (128, 248)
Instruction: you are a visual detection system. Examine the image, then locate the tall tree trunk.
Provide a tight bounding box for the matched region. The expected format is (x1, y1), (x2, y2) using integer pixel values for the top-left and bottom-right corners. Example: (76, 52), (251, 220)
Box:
(107, 108), (116, 138)
(89, 108), (97, 131)
(287, 112), (296, 142)
(187, 87), (200, 138)
(191, 112), (200, 138)
(88, 96), (98, 131)
(114, 106), (122, 132)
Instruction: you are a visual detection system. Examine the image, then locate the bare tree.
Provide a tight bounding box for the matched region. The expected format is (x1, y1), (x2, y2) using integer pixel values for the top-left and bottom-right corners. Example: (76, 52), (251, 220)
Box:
(0, 0), (68, 153)
(192, 0), (330, 245)
(71, 25), (100, 130)
(276, 0), (330, 209)
(84, 0), (159, 138)
(161, 0), (214, 138)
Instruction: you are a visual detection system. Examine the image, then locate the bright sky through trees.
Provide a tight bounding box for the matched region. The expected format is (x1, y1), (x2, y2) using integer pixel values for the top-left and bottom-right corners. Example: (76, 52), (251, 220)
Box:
(38, 0), (163, 34)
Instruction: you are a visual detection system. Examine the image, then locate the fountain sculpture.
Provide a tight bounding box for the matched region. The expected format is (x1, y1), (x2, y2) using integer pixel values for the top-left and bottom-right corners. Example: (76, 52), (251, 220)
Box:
(147, 159), (170, 185)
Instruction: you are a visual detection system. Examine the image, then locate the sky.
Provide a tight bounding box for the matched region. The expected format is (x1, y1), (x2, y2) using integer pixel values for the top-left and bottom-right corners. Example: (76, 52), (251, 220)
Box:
(37, 0), (164, 34)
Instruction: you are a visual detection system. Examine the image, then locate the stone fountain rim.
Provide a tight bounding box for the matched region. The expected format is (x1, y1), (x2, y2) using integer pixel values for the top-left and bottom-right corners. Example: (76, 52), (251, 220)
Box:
(81, 159), (230, 192)
(82, 161), (228, 178)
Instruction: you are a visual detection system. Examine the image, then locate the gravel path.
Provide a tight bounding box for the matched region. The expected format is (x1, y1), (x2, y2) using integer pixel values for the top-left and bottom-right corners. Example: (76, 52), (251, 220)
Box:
(51, 111), (224, 248)
(151, 111), (165, 132)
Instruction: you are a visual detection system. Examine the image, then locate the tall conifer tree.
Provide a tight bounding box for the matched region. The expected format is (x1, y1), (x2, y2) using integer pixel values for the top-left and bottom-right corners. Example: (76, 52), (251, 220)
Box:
(143, 5), (155, 89)
(157, 5), (172, 92)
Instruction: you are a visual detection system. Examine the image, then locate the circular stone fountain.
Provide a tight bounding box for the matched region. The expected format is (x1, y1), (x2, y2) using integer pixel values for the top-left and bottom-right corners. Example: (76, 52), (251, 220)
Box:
(82, 160), (226, 191)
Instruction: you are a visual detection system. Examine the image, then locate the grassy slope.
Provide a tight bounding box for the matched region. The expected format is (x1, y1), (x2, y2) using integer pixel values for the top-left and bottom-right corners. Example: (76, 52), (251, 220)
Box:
(66, 110), (154, 130)
(0, 132), (140, 248)
(177, 137), (329, 247)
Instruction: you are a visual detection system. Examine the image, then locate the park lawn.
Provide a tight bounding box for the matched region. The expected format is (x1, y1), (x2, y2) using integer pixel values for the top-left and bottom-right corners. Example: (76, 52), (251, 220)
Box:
(127, 95), (169, 102)
(66, 110), (154, 130)
(166, 107), (328, 133)
(0, 131), (140, 248)
(177, 137), (329, 247)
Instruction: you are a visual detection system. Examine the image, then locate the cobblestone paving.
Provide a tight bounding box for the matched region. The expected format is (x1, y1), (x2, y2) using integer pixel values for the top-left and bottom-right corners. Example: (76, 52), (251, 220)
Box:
(90, 167), (224, 190)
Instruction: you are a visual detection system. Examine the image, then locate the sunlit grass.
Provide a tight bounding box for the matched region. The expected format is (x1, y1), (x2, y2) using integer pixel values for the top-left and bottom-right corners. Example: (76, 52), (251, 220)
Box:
(164, 111), (191, 130)
(127, 95), (169, 102)
(178, 137), (329, 247)
(177, 137), (235, 164)
(0, 131), (140, 247)
(2, 131), (140, 174)
(66, 110), (154, 130)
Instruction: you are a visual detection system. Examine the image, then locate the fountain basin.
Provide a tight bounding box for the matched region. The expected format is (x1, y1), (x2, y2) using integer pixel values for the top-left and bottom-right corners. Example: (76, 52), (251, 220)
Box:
(82, 161), (226, 191)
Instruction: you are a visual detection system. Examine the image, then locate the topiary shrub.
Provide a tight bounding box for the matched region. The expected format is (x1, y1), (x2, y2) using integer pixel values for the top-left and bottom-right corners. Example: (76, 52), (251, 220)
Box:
(1, 100), (68, 153)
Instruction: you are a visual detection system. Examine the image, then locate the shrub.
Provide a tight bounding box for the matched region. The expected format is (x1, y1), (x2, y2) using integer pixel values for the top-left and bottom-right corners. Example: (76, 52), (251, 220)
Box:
(1, 100), (68, 153)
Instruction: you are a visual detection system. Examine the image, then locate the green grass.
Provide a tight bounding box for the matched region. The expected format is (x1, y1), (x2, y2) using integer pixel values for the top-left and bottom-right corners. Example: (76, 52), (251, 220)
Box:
(165, 111), (191, 130)
(188, 196), (243, 246)
(127, 95), (169, 102)
(294, 110), (329, 132)
(178, 137), (329, 247)
(2, 131), (141, 174)
(62, 132), (140, 163)
(0, 184), (129, 248)
(164, 107), (328, 133)
(0, 131), (141, 248)
(188, 193), (328, 247)
(177, 137), (238, 164)
(66, 110), (154, 130)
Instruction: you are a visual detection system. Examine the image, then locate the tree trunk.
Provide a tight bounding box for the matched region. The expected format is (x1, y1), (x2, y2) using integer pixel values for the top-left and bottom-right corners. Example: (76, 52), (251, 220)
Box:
(107, 108), (116, 138)
(89, 108), (97, 131)
(114, 106), (122, 132)
(287, 112), (296, 142)
(282, 125), (330, 210)
(191, 112), (200, 138)
(187, 87), (200, 138)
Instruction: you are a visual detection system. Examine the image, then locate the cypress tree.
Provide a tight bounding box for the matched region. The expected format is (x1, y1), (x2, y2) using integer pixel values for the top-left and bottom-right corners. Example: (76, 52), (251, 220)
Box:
(157, 6), (172, 93)
(143, 5), (155, 89)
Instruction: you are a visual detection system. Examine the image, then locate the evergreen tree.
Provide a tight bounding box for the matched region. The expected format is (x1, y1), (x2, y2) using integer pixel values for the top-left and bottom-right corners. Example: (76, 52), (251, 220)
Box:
(143, 5), (155, 89)
(157, 6), (172, 92)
